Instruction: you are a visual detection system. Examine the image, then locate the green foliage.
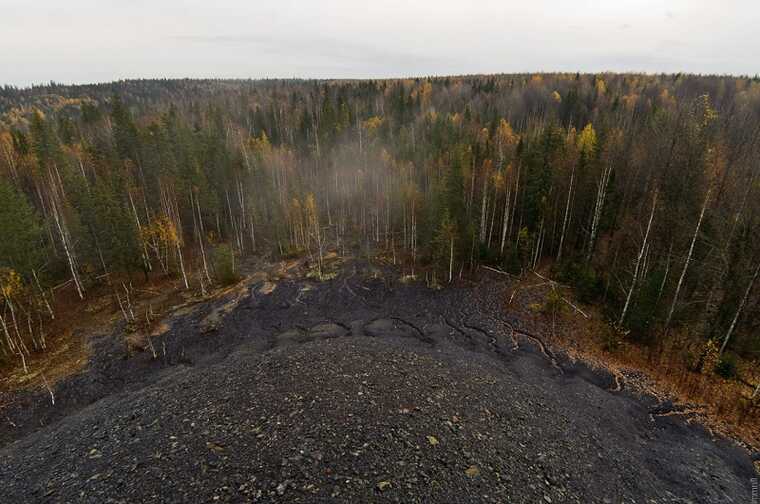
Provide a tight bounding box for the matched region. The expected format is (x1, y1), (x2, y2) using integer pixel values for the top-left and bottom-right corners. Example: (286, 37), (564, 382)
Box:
(502, 246), (522, 275)
(30, 110), (60, 167)
(212, 244), (239, 286)
(625, 270), (666, 340)
(478, 243), (500, 264)
(521, 126), (562, 226)
(1, 74), (759, 367)
(714, 354), (737, 380)
(110, 95), (139, 161)
(600, 324), (623, 352)
(0, 178), (44, 277)
(71, 174), (142, 275)
(443, 147), (467, 226)
(516, 228), (533, 271)
(543, 288), (564, 316)
(557, 261), (602, 304)
(432, 210), (457, 278)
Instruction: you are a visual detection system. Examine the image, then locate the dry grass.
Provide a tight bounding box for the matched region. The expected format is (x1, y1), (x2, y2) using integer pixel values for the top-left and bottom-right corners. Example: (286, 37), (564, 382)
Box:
(0, 254), (287, 393)
(0, 330), (88, 391)
(0, 272), (187, 393)
(505, 269), (760, 450)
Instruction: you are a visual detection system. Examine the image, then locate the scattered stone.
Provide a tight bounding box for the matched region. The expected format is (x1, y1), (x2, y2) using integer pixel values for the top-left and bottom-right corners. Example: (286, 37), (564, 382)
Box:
(376, 480), (392, 492)
(465, 465), (480, 478)
(206, 442), (225, 453)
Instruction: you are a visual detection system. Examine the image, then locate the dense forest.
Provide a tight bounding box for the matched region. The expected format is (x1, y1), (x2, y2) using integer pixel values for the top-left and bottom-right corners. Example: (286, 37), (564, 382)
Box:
(1, 74), (760, 380)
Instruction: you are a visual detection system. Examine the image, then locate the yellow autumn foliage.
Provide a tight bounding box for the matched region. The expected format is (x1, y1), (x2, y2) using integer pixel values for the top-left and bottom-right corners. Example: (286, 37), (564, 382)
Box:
(622, 94), (639, 111)
(496, 119), (517, 147)
(142, 216), (179, 248)
(250, 132), (272, 158)
(698, 94), (718, 128)
(305, 193), (317, 218)
(0, 131), (13, 150)
(478, 128), (490, 146)
(577, 123), (597, 157)
(380, 148), (393, 166)
(596, 78), (607, 95)
(492, 171), (505, 191)
(363, 116), (383, 135)
(418, 81), (433, 109)
(0, 268), (22, 299)
(566, 127), (577, 145)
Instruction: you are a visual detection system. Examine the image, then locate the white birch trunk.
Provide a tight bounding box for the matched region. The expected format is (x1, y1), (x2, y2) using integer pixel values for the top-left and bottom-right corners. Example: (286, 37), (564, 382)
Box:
(664, 189), (711, 330)
(619, 191), (658, 326)
(448, 236), (454, 283)
(500, 186), (511, 255)
(557, 163), (576, 262)
(50, 197), (84, 299)
(587, 162), (613, 262)
(479, 174), (489, 243)
(718, 262), (760, 358)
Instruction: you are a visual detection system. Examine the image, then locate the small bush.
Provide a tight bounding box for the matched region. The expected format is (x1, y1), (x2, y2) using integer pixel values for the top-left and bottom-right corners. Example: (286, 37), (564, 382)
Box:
(625, 270), (666, 342)
(212, 244), (239, 286)
(306, 267), (337, 282)
(543, 288), (564, 315)
(715, 354), (738, 380)
(557, 261), (603, 303)
(528, 302), (542, 313)
(600, 323), (623, 352)
(502, 246), (522, 275)
(693, 338), (719, 373)
(277, 244), (302, 260)
(478, 243), (499, 264)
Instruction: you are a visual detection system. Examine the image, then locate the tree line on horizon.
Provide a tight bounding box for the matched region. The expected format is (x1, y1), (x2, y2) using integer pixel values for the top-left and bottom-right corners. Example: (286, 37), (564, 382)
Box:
(1, 73), (760, 378)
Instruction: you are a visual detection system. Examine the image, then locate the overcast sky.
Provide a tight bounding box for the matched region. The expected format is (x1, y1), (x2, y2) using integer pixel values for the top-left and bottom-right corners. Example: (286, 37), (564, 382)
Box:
(1, 0), (757, 87)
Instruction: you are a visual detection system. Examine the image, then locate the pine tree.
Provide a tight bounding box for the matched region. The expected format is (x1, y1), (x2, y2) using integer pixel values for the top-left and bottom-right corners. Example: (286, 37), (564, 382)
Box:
(0, 178), (44, 277)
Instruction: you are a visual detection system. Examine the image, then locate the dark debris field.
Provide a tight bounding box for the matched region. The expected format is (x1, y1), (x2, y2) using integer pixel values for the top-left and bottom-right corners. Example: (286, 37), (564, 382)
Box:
(0, 259), (755, 503)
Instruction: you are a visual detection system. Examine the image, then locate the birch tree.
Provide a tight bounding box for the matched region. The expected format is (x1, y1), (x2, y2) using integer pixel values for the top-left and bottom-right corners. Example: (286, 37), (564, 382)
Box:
(618, 190), (658, 326)
(664, 189), (711, 330)
(718, 262), (760, 358)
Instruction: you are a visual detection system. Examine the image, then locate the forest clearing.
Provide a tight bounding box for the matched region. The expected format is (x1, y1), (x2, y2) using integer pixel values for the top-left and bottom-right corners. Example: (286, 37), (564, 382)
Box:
(0, 253), (755, 502)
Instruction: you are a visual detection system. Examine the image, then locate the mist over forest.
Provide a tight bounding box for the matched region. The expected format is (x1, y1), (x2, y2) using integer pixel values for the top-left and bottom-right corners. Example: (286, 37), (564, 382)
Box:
(3, 75), (760, 364)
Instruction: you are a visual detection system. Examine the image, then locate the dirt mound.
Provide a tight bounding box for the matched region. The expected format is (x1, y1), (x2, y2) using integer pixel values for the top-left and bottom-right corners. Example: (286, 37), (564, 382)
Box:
(0, 334), (753, 503)
(0, 260), (754, 503)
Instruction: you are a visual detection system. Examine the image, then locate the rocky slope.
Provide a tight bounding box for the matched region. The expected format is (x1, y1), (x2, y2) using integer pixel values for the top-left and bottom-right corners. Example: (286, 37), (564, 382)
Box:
(0, 259), (754, 503)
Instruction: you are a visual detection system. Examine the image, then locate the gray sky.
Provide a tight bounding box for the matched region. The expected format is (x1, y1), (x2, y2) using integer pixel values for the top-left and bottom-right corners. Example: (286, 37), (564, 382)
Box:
(1, 0), (757, 87)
